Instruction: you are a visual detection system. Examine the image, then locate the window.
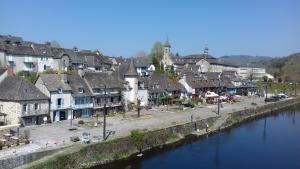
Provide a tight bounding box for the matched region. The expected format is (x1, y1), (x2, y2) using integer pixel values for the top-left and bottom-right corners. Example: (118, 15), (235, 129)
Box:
(78, 87), (84, 93)
(57, 98), (64, 108)
(110, 97), (113, 103)
(58, 88), (63, 94)
(22, 104), (27, 113)
(44, 65), (47, 71)
(34, 103), (39, 110)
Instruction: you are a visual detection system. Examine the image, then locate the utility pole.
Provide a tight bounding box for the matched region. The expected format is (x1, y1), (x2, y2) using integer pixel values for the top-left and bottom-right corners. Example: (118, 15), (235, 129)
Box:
(103, 85), (107, 141)
(218, 79), (220, 115)
(265, 82), (268, 99)
(165, 89), (169, 111)
(217, 72), (222, 115)
(137, 98), (141, 118)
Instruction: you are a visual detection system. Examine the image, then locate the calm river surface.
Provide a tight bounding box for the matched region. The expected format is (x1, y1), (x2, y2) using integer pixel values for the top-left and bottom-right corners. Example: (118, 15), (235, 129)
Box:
(100, 105), (300, 169)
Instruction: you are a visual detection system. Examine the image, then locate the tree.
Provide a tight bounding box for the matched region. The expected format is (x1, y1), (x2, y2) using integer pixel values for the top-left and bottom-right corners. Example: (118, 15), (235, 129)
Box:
(151, 42), (163, 60)
(50, 40), (61, 48)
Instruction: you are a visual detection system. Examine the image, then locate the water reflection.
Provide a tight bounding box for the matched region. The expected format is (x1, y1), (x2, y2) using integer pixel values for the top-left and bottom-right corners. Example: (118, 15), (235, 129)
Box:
(262, 118), (267, 141)
(214, 133), (220, 168)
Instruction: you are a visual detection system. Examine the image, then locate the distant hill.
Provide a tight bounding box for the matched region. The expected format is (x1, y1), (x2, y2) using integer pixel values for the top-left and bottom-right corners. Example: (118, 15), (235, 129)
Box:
(219, 55), (272, 67)
(255, 53), (300, 82)
(220, 54), (300, 82)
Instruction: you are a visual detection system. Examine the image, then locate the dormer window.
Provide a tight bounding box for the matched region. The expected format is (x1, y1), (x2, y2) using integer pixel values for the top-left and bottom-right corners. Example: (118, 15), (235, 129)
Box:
(78, 87), (84, 93)
(58, 88), (63, 93)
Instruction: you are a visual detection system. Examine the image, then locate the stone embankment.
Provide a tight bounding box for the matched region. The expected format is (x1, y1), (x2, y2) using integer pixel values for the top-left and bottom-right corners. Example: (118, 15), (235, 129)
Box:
(3, 97), (300, 169)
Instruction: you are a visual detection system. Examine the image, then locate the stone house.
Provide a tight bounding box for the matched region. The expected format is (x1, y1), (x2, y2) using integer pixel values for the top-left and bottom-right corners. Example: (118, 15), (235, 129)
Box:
(67, 73), (94, 118)
(83, 71), (125, 115)
(0, 71), (49, 126)
(35, 74), (73, 122)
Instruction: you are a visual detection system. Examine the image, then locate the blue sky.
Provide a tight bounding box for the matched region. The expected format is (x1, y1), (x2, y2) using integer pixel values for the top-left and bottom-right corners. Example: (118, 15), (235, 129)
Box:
(0, 0), (299, 57)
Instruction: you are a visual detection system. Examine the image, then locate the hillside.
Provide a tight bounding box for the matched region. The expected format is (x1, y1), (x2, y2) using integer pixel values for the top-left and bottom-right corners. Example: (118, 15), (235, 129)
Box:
(259, 53), (300, 82)
(219, 55), (272, 67)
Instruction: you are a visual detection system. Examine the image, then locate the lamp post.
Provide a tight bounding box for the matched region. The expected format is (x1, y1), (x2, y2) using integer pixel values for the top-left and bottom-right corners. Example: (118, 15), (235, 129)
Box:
(103, 85), (107, 141)
(294, 81), (297, 96)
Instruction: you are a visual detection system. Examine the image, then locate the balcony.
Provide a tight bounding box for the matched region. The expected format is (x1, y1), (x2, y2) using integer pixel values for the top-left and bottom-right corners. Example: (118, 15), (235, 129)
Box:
(21, 109), (48, 117)
(94, 102), (122, 108)
(51, 104), (71, 110)
(72, 103), (93, 109)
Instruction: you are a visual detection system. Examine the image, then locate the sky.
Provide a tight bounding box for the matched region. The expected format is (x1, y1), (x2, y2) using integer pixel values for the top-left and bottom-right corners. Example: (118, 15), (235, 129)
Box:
(0, 0), (299, 57)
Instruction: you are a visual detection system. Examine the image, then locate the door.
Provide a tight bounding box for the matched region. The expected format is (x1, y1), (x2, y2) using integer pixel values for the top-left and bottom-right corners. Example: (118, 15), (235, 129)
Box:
(59, 111), (66, 120)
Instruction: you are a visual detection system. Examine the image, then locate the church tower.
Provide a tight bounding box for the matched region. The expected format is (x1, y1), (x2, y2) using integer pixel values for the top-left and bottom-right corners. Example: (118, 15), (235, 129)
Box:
(161, 37), (173, 68)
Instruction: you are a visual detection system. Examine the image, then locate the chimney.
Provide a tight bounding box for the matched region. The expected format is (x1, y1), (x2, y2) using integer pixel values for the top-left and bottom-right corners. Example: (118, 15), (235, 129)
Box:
(7, 66), (14, 77)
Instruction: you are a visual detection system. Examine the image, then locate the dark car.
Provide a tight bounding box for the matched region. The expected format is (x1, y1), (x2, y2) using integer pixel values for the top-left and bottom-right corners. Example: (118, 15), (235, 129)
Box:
(265, 96), (280, 102)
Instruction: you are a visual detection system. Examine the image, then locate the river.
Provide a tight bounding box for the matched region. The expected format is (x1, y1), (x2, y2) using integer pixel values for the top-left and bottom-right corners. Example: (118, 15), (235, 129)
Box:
(98, 104), (300, 169)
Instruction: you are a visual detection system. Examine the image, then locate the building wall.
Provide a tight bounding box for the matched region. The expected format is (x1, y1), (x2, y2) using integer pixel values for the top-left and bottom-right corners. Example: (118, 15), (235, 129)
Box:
(195, 59), (210, 72)
(0, 51), (5, 66)
(37, 57), (56, 72)
(125, 77), (138, 104)
(179, 76), (195, 94)
(50, 92), (72, 111)
(137, 89), (148, 106)
(0, 101), (20, 125)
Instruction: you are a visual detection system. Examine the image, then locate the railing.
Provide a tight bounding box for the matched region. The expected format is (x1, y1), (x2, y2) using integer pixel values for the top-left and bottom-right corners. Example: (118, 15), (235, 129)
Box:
(72, 103), (93, 109)
(94, 102), (122, 108)
(21, 109), (48, 117)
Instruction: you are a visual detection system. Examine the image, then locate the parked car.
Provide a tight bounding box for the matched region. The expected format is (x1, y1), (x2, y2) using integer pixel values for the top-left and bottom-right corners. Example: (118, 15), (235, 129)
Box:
(278, 93), (289, 99)
(265, 96), (280, 102)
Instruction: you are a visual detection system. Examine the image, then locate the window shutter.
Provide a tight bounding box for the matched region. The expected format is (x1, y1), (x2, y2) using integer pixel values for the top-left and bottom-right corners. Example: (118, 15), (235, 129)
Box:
(61, 99), (64, 106)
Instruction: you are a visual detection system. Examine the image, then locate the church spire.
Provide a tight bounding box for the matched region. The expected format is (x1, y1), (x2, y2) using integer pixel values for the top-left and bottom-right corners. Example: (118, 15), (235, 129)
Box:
(164, 36), (171, 48)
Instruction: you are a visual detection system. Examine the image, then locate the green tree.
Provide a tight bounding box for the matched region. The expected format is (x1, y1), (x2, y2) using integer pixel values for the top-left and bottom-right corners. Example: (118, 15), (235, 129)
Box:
(50, 40), (61, 48)
(151, 42), (164, 73)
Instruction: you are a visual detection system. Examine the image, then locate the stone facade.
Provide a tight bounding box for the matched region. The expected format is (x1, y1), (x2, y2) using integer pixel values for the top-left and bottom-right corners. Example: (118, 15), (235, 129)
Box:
(0, 100), (49, 125)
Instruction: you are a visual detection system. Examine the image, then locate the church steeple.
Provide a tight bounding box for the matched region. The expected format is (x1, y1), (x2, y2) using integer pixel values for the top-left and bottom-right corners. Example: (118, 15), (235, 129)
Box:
(164, 36), (171, 48)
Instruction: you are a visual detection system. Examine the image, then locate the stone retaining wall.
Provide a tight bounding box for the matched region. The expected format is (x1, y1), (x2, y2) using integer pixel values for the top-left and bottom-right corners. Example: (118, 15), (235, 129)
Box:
(2, 97), (300, 169)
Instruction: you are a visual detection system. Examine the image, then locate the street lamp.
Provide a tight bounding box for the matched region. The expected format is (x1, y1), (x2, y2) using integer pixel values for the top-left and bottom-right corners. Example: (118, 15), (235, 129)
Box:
(217, 72), (223, 115)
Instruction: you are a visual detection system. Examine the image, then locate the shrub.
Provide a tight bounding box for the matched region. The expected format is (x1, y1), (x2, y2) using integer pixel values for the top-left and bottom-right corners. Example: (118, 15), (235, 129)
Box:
(78, 120), (84, 125)
(130, 129), (145, 152)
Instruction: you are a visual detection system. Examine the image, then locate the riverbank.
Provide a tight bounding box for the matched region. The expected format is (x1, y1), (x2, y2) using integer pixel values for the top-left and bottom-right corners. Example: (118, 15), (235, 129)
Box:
(17, 97), (300, 169)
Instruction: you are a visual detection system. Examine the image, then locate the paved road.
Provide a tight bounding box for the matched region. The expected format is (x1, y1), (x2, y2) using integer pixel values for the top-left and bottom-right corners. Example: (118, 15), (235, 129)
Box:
(0, 96), (274, 159)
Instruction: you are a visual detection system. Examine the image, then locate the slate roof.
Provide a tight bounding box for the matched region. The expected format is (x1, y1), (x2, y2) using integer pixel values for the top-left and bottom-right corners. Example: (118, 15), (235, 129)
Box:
(139, 73), (185, 93)
(39, 74), (72, 92)
(134, 57), (152, 67)
(124, 59), (138, 76)
(84, 71), (124, 89)
(172, 54), (238, 67)
(67, 74), (92, 97)
(79, 51), (112, 67)
(0, 76), (48, 101)
(0, 35), (23, 45)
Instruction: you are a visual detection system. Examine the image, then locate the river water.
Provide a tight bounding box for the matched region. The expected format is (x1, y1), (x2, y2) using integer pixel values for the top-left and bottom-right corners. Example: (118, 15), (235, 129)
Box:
(99, 105), (300, 169)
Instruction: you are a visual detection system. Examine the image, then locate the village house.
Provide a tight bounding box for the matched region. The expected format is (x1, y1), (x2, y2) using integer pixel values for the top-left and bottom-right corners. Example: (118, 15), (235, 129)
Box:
(0, 67), (49, 126)
(83, 71), (124, 115)
(67, 73), (94, 119)
(35, 74), (73, 122)
(78, 50), (113, 72)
